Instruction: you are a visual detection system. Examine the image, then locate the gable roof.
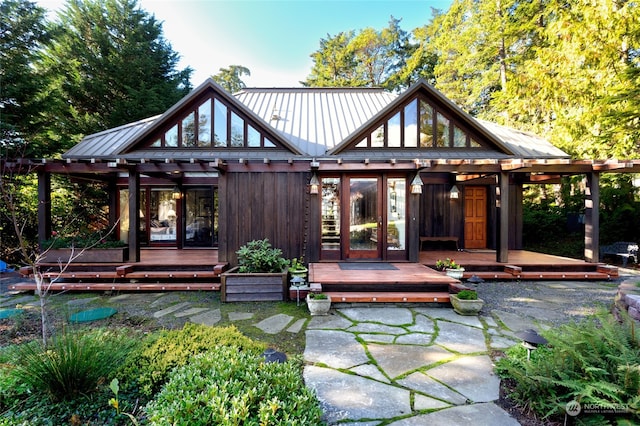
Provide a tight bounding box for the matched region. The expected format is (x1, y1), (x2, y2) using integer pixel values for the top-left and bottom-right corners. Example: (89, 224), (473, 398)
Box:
(63, 79), (569, 162)
(64, 79), (303, 160)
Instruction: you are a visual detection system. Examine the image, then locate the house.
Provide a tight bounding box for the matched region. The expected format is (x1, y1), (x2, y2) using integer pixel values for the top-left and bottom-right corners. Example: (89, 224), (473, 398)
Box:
(29, 79), (639, 276)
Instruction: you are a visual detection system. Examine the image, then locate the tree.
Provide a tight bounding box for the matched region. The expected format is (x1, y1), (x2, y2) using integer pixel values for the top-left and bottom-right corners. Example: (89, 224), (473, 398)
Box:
(305, 31), (361, 87)
(305, 17), (432, 91)
(39, 0), (192, 148)
(0, 0), (53, 158)
(212, 65), (250, 93)
(423, 0), (640, 159)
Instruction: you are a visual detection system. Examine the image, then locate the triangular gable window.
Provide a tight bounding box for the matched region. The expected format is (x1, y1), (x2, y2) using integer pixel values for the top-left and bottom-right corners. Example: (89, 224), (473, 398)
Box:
(354, 96), (482, 149)
(148, 94), (277, 149)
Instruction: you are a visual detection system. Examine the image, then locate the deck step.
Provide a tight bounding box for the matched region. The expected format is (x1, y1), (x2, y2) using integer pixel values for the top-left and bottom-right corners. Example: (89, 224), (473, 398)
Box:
(9, 282), (221, 292)
(464, 271), (613, 280)
(325, 291), (450, 303)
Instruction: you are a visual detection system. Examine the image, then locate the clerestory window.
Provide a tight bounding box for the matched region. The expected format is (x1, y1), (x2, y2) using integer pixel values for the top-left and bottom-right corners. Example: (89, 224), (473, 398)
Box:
(149, 95), (276, 149)
(355, 96), (482, 149)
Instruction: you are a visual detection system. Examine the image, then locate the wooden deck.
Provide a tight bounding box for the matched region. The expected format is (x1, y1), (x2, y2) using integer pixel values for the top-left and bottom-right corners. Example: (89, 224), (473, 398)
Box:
(11, 249), (618, 301)
(419, 250), (618, 280)
(309, 263), (461, 304)
(13, 249), (227, 292)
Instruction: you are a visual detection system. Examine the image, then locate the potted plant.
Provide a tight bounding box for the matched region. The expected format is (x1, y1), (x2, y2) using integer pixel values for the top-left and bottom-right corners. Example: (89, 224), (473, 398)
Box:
(289, 257), (308, 279)
(450, 289), (484, 315)
(221, 239), (290, 302)
(435, 257), (465, 279)
(306, 292), (331, 316)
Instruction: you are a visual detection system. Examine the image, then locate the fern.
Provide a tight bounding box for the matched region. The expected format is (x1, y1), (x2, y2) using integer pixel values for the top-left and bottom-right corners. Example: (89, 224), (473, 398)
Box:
(495, 309), (640, 422)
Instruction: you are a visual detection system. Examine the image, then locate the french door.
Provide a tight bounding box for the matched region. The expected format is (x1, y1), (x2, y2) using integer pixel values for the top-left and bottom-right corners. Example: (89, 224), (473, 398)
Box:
(320, 175), (407, 261)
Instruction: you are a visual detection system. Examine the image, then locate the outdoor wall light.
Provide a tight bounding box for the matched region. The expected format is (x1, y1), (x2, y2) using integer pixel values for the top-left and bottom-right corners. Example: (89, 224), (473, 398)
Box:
(171, 186), (182, 200)
(410, 173), (423, 194)
(450, 185), (460, 199)
(309, 173), (320, 195)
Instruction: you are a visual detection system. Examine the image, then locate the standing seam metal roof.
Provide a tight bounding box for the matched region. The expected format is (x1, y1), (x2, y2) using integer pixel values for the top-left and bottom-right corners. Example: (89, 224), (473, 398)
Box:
(234, 88), (398, 157)
(63, 82), (568, 160)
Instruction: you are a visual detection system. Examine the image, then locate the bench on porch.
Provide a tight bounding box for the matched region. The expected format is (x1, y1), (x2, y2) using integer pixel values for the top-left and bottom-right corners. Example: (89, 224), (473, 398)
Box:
(600, 242), (638, 267)
(420, 236), (459, 251)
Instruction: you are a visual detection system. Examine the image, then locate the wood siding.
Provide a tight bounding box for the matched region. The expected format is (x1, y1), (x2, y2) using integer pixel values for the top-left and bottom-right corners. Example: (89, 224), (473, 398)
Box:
(218, 171), (310, 264)
(418, 182), (464, 245)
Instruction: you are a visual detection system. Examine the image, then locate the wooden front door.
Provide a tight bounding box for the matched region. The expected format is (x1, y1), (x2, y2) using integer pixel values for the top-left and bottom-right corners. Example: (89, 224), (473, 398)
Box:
(347, 177), (382, 259)
(319, 175), (408, 261)
(464, 186), (487, 249)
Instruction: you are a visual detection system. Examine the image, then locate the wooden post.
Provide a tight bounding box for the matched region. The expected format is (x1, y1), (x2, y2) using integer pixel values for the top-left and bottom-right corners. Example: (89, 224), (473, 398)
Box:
(127, 170), (140, 262)
(37, 170), (51, 251)
(409, 180), (420, 262)
(584, 172), (600, 262)
(497, 172), (510, 263)
(107, 179), (118, 235)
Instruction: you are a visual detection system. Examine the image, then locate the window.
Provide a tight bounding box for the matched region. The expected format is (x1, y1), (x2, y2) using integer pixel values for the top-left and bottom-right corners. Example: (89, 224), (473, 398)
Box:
(453, 126), (466, 147)
(388, 112), (401, 148)
(165, 125), (178, 147)
(436, 113), (449, 147)
(182, 112), (196, 147)
(404, 100), (418, 148)
(354, 96), (482, 150)
(247, 124), (260, 147)
(230, 111), (244, 147)
(419, 100), (433, 147)
(371, 124), (385, 147)
(198, 100), (212, 147)
(214, 98), (227, 147)
(152, 94), (279, 149)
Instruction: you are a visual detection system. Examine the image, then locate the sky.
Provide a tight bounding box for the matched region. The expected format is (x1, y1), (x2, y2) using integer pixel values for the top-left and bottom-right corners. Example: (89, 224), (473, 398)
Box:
(37, 0), (452, 87)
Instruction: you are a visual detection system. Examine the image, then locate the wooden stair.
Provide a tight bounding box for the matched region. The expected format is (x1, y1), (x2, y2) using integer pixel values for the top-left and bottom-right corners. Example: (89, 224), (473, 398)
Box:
(308, 263), (460, 305)
(13, 263), (228, 292)
(324, 291), (450, 304)
(462, 263), (617, 281)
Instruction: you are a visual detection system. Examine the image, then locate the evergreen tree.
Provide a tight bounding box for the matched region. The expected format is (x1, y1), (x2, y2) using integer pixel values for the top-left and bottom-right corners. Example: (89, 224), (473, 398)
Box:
(423, 0), (640, 159)
(0, 0), (52, 158)
(305, 17), (433, 91)
(212, 65), (250, 93)
(39, 0), (192, 148)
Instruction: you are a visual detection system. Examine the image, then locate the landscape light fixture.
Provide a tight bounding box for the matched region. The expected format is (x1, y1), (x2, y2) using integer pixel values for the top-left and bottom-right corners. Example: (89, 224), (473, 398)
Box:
(516, 329), (548, 360)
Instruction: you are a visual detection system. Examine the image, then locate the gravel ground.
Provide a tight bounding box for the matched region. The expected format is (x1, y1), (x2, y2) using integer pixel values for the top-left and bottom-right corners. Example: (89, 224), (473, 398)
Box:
(475, 278), (623, 326)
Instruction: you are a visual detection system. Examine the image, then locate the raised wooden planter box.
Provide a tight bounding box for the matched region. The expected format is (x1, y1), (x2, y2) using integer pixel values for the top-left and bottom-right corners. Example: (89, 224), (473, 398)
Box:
(42, 248), (129, 263)
(220, 266), (287, 302)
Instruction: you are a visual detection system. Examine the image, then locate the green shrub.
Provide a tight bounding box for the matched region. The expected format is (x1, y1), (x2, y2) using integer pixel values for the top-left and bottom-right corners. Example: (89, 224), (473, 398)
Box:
(122, 323), (266, 397)
(9, 328), (138, 402)
(0, 348), (30, 413)
(146, 347), (324, 425)
(236, 239), (289, 272)
(496, 310), (640, 422)
(455, 290), (478, 300)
